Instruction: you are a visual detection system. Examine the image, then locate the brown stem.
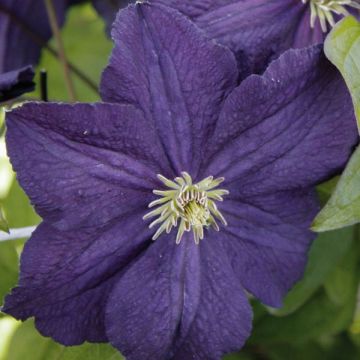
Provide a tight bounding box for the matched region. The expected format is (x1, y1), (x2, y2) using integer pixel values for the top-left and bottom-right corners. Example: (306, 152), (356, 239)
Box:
(44, 0), (76, 101)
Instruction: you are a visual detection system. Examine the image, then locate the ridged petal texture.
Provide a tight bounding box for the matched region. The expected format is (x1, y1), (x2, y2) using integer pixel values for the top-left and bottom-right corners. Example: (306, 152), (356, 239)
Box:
(2, 3), (358, 360)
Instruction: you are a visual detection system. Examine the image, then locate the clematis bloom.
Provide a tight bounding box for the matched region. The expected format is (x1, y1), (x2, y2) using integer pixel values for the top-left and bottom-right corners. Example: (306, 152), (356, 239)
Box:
(2, 3), (358, 359)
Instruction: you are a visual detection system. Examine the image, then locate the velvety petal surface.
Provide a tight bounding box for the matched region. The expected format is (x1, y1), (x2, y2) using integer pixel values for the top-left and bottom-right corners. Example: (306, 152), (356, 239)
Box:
(194, 0), (320, 75)
(106, 232), (252, 360)
(220, 189), (318, 307)
(0, 0), (75, 71)
(100, 2), (238, 176)
(6, 102), (171, 230)
(204, 45), (358, 196)
(3, 216), (153, 344)
(0, 65), (34, 102)
(153, 1), (360, 76)
(2, 101), (173, 344)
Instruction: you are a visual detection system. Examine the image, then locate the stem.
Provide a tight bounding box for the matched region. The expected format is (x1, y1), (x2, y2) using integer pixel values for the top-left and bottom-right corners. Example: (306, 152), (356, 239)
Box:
(40, 69), (48, 102)
(0, 5), (98, 94)
(0, 226), (37, 242)
(44, 0), (76, 102)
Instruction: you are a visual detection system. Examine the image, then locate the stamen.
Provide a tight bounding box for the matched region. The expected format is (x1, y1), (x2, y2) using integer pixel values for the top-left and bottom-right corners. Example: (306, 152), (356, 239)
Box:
(302, 0), (360, 32)
(143, 172), (229, 244)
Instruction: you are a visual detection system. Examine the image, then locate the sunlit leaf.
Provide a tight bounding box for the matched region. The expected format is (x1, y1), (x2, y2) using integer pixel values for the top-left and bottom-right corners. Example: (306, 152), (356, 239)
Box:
(324, 16), (360, 127)
(313, 146), (360, 231)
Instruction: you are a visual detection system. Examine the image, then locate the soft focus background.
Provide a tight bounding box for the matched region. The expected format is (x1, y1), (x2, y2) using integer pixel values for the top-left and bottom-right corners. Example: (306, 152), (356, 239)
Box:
(0, 3), (360, 360)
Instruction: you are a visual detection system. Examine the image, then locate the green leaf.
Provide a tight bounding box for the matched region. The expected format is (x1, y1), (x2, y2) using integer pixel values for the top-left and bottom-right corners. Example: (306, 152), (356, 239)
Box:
(0, 242), (18, 304)
(269, 227), (353, 316)
(324, 238), (359, 306)
(5, 320), (124, 360)
(324, 16), (360, 127)
(1, 179), (40, 229)
(313, 146), (360, 231)
(59, 343), (123, 360)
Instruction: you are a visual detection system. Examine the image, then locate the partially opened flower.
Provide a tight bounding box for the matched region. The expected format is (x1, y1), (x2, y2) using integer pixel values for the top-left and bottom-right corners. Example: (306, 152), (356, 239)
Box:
(95, 0), (360, 76)
(2, 3), (358, 359)
(153, 0), (360, 75)
(0, 66), (34, 102)
(0, 0), (82, 72)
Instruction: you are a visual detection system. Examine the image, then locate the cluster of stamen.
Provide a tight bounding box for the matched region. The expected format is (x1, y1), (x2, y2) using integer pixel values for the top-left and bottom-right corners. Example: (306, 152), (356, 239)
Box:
(302, 0), (360, 31)
(143, 172), (229, 244)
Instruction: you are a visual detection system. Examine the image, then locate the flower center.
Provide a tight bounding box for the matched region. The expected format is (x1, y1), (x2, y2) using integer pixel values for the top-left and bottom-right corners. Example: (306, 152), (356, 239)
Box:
(143, 172), (229, 244)
(302, 0), (360, 32)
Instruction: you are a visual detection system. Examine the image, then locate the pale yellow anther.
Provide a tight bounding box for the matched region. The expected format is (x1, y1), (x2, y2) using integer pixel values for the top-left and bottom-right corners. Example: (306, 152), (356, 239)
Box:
(143, 172), (229, 244)
(302, 0), (360, 32)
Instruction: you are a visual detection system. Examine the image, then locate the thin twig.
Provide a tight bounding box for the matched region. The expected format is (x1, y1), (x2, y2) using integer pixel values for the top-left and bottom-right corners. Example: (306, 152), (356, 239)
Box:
(44, 0), (76, 101)
(0, 226), (37, 242)
(0, 5), (98, 94)
(40, 69), (48, 102)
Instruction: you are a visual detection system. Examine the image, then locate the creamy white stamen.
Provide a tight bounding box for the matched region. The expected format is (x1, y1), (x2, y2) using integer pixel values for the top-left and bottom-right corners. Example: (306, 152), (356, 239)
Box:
(302, 0), (360, 32)
(143, 172), (229, 244)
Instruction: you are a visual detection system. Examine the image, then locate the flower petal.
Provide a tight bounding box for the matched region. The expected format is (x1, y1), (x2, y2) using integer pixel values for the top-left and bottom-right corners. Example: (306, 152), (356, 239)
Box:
(6, 102), (169, 230)
(106, 233), (252, 360)
(194, 0), (319, 75)
(0, 65), (34, 102)
(100, 2), (238, 175)
(220, 189), (318, 307)
(170, 237), (252, 360)
(204, 45), (358, 195)
(2, 215), (153, 344)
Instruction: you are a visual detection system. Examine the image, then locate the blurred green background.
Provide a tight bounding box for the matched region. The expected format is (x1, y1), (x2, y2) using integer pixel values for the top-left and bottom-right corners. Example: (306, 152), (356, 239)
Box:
(0, 3), (359, 360)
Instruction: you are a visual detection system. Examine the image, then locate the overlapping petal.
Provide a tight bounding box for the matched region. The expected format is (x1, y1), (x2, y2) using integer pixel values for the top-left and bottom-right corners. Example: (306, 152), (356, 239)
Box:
(6, 102), (170, 230)
(220, 189), (318, 307)
(3, 216), (153, 344)
(0, 65), (34, 102)
(100, 3), (238, 176)
(2, 101), (172, 344)
(106, 233), (252, 360)
(204, 45), (358, 195)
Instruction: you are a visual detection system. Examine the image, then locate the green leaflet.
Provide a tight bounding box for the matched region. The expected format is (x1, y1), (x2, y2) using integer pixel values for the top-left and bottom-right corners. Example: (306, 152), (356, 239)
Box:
(324, 16), (360, 128)
(313, 16), (360, 232)
(313, 146), (360, 231)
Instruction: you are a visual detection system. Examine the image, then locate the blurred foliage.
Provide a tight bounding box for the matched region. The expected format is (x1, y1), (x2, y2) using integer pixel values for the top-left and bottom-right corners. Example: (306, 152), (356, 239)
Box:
(0, 4), (359, 360)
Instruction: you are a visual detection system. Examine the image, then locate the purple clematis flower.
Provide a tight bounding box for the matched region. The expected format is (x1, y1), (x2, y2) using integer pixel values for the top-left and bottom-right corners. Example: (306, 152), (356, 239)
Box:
(0, 0), (82, 72)
(150, 0), (360, 75)
(0, 66), (34, 102)
(2, 3), (358, 359)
